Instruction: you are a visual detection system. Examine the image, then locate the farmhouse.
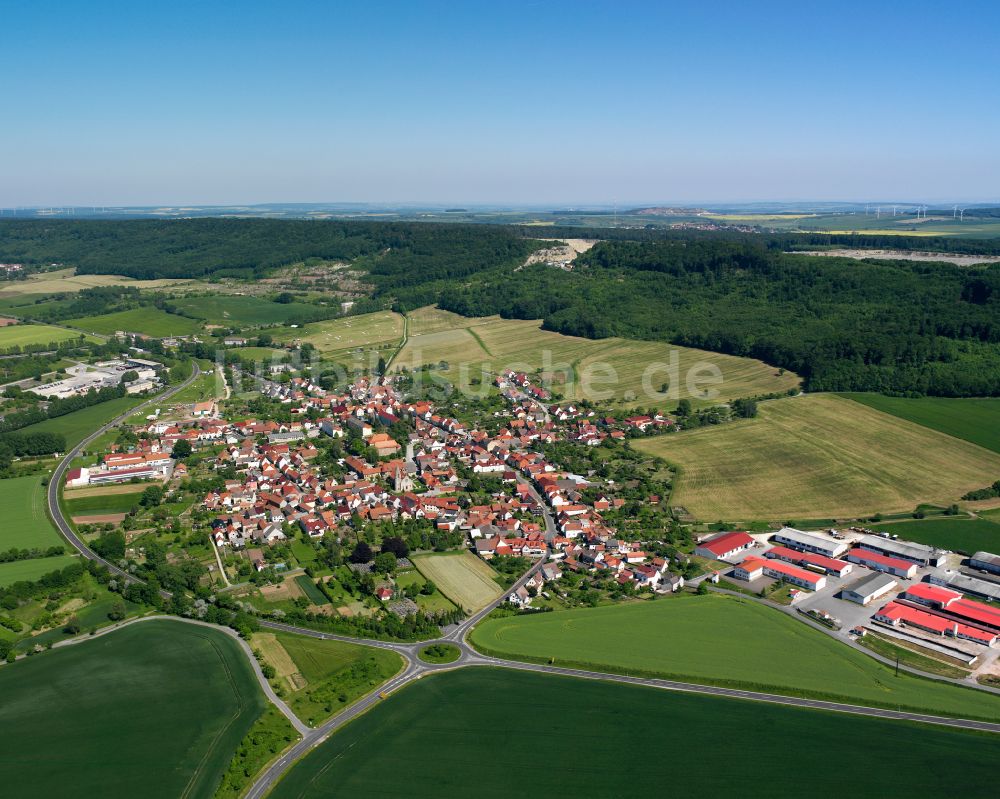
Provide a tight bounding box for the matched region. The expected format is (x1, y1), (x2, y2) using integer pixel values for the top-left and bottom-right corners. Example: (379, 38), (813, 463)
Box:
(858, 534), (945, 567)
(903, 583), (960, 609)
(733, 557), (766, 581)
(846, 548), (918, 579)
(694, 531), (755, 561)
(771, 527), (849, 559)
(841, 573), (897, 605)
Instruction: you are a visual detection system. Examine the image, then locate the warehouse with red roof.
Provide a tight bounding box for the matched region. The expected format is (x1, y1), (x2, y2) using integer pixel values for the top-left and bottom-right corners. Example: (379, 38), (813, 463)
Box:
(846, 547), (917, 579)
(695, 531), (755, 561)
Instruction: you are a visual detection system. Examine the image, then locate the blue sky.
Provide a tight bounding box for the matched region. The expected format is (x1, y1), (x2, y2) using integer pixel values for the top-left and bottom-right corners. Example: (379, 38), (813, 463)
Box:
(2, 1), (998, 205)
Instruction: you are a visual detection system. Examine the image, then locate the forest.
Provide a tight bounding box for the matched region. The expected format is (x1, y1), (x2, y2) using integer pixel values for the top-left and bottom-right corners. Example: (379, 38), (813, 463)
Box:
(0, 219), (537, 282)
(435, 239), (1000, 397)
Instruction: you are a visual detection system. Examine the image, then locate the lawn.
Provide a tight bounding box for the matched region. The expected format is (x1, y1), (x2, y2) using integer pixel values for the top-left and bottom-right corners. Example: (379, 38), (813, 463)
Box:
(270, 668), (997, 799)
(18, 394), (147, 447)
(0, 475), (63, 550)
(254, 631), (403, 727)
(470, 594), (1000, 721)
(65, 307), (203, 337)
(634, 394), (1000, 520)
(395, 307), (799, 407)
(172, 295), (327, 326)
(395, 568), (457, 613)
(0, 322), (97, 348)
(272, 310), (403, 360)
(841, 393), (1000, 455)
(867, 516), (1000, 555)
(0, 555), (78, 587)
(412, 551), (503, 612)
(0, 620), (265, 799)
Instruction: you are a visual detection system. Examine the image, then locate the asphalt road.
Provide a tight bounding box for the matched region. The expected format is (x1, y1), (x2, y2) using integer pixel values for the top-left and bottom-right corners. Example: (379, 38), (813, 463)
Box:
(46, 361), (202, 584)
(39, 360), (1000, 799)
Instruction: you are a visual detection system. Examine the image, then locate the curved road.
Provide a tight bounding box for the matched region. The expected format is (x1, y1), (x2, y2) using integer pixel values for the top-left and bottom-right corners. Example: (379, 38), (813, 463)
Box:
(40, 361), (1000, 799)
(46, 361), (202, 583)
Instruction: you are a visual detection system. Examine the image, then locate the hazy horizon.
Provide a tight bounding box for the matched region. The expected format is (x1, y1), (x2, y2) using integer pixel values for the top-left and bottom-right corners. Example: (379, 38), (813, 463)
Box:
(3, 0), (999, 207)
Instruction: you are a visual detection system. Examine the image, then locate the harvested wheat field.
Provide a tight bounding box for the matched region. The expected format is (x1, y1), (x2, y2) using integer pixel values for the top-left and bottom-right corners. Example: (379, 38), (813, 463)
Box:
(635, 394), (1000, 521)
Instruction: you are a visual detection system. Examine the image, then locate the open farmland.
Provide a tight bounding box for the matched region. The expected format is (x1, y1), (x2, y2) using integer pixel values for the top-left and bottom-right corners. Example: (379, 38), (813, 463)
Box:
(868, 516), (1000, 555)
(0, 268), (189, 298)
(0, 322), (97, 348)
(841, 393), (1000, 454)
(395, 308), (799, 407)
(272, 310), (403, 359)
(17, 395), (147, 447)
(0, 555), (78, 587)
(254, 632), (402, 727)
(412, 552), (503, 611)
(0, 620), (265, 799)
(64, 491), (142, 517)
(171, 295), (328, 326)
(0, 475), (64, 550)
(65, 307), (203, 337)
(634, 394), (1000, 520)
(270, 668), (997, 799)
(470, 594), (1000, 720)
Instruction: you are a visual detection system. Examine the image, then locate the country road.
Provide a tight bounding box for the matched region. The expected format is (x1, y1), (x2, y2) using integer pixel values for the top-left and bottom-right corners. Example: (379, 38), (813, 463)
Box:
(37, 356), (1000, 799)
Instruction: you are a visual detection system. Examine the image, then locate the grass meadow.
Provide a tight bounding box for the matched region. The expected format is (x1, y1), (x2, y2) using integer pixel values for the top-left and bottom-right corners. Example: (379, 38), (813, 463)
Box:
(270, 668), (997, 799)
(272, 310), (404, 361)
(18, 395), (147, 447)
(0, 555), (78, 587)
(635, 394), (1000, 520)
(253, 631), (402, 727)
(0, 475), (64, 550)
(0, 620), (265, 798)
(66, 307), (203, 337)
(172, 295), (326, 326)
(868, 516), (1000, 555)
(470, 594), (1000, 721)
(0, 322), (97, 348)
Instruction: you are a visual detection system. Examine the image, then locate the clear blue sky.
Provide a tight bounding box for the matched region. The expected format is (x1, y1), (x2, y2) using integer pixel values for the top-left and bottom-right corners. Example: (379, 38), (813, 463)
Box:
(2, 0), (998, 206)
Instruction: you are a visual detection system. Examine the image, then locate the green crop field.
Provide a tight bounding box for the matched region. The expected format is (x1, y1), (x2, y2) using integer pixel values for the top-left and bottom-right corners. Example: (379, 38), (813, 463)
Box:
(396, 307), (799, 407)
(0, 620), (265, 798)
(18, 394), (147, 447)
(270, 668), (997, 799)
(0, 475), (63, 550)
(635, 394), (1000, 520)
(253, 631), (402, 727)
(172, 295), (327, 326)
(0, 322), (97, 348)
(841, 393), (1000, 455)
(868, 516), (1000, 555)
(65, 307), (202, 337)
(0, 555), (78, 587)
(412, 551), (503, 611)
(470, 594), (1000, 720)
(64, 491), (142, 516)
(293, 575), (329, 605)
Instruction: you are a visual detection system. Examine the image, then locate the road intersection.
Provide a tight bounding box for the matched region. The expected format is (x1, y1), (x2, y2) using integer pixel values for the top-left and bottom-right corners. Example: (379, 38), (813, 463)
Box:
(38, 362), (1000, 799)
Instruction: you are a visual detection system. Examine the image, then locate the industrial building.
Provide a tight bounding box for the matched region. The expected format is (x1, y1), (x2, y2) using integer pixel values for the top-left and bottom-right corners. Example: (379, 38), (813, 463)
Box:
(969, 551), (1000, 577)
(929, 570), (1000, 603)
(764, 545), (853, 577)
(858, 534), (946, 567)
(771, 527), (849, 559)
(733, 556), (826, 590)
(841, 572), (897, 605)
(846, 548), (918, 579)
(873, 602), (997, 646)
(694, 531), (755, 561)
